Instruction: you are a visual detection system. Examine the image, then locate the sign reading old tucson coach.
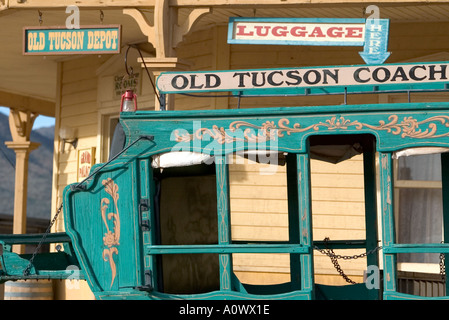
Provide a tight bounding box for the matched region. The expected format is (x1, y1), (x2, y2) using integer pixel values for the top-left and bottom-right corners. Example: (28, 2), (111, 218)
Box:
(156, 62), (449, 96)
(23, 25), (121, 55)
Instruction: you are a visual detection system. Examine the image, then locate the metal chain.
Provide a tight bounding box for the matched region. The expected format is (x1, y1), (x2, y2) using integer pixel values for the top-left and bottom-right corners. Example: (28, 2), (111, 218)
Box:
(314, 237), (383, 284)
(23, 203), (64, 276)
(440, 242), (446, 281)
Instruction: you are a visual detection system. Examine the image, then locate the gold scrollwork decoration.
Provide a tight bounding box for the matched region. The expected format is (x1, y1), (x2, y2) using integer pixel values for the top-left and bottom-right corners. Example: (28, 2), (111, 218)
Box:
(362, 115), (449, 138)
(173, 115), (449, 144)
(101, 178), (121, 288)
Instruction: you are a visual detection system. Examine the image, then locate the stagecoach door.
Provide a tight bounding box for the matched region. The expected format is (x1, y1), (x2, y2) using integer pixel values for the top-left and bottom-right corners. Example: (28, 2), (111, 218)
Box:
(308, 134), (381, 300)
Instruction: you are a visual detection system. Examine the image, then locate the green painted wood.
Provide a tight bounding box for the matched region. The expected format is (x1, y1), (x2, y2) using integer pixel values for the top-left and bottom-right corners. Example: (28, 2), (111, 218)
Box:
(120, 102), (449, 158)
(146, 244), (308, 254)
(362, 136), (381, 300)
(297, 152), (314, 296)
(379, 152), (397, 297)
(53, 101), (449, 299)
(442, 153), (449, 295)
(286, 153), (301, 289)
(215, 156), (232, 291)
(0, 232), (71, 245)
(383, 244), (449, 253)
(63, 160), (145, 294)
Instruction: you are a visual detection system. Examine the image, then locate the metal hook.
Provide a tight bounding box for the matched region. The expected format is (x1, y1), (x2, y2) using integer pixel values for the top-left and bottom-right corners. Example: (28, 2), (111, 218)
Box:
(124, 45), (134, 77)
(38, 10), (43, 26)
(100, 10), (104, 24)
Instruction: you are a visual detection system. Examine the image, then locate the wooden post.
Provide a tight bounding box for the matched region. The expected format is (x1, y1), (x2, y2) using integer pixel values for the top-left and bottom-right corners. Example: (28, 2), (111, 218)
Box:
(297, 152), (314, 297)
(4, 109), (39, 254)
(215, 156), (232, 291)
(378, 152), (397, 297)
(286, 153), (301, 289)
(362, 136), (380, 299)
(124, 5), (210, 111)
(441, 152), (449, 294)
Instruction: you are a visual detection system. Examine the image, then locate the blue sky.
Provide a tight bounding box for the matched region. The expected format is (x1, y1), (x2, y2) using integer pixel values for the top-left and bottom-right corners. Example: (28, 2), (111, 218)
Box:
(0, 106), (55, 129)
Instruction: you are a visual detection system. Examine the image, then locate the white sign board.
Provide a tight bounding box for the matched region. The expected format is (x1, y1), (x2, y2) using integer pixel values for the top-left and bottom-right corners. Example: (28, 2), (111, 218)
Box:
(156, 62), (449, 95)
(227, 17), (390, 64)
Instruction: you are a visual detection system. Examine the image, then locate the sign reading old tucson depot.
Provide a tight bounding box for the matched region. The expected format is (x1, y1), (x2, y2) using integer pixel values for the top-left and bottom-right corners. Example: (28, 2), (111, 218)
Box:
(23, 25), (121, 55)
(156, 62), (449, 96)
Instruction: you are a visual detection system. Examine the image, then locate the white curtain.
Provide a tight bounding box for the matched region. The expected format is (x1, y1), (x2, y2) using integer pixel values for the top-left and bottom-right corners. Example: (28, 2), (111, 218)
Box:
(396, 152), (443, 263)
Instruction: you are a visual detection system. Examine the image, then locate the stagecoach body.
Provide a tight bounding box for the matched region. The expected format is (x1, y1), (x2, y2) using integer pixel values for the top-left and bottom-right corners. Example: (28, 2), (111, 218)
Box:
(2, 98), (449, 300)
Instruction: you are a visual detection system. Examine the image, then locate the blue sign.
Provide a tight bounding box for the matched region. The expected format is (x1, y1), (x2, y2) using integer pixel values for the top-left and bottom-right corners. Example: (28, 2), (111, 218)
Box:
(23, 25), (121, 55)
(359, 19), (390, 65)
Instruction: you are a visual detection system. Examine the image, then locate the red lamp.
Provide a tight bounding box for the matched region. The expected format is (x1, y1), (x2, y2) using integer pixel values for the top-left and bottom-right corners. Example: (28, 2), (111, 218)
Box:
(120, 90), (137, 112)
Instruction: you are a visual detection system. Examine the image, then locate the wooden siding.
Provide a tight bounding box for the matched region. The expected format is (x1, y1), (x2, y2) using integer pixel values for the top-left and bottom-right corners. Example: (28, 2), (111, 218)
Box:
(55, 55), (108, 232)
(228, 154), (367, 284)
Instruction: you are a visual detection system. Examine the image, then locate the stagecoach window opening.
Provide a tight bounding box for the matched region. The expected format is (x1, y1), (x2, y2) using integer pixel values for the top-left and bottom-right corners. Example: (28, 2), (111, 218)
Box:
(308, 134), (380, 289)
(154, 157), (219, 294)
(228, 152), (290, 287)
(394, 151), (444, 265)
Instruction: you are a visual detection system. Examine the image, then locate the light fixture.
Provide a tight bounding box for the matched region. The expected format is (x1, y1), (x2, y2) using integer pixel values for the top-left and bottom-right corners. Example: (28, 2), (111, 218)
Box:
(59, 126), (78, 153)
(120, 89), (137, 112)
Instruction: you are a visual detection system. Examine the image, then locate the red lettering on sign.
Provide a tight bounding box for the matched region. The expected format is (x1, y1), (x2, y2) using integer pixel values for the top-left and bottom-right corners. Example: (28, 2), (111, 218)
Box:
(234, 23), (365, 41)
(327, 27), (344, 38)
(290, 26), (307, 37)
(272, 26), (288, 37)
(235, 25), (254, 36)
(345, 27), (364, 38)
(254, 26), (270, 37)
(309, 27), (325, 38)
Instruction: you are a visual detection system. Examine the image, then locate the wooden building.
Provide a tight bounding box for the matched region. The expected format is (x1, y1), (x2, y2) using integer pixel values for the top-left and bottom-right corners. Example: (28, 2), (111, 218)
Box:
(1, 0), (449, 299)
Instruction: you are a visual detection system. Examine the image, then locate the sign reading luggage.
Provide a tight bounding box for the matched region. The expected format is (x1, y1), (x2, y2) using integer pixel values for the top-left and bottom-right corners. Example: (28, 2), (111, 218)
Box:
(156, 62), (449, 96)
(228, 17), (390, 64)
(23, 25), (121, 55)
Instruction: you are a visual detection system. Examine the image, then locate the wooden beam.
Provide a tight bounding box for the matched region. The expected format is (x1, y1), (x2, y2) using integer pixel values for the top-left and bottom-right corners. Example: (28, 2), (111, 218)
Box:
(5, 0), (449, 10)
(4, 0), (155, 9)
(173, 7), (211, 48)
(0, 90), (55, 117)
(123, 8), (155, 45)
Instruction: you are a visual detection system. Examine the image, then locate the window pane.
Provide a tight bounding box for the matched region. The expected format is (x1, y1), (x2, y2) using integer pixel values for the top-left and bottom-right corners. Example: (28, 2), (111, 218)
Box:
(397, 188), (443, 263)
(158, 170), (219, 293)
(398, 153), (441, 181)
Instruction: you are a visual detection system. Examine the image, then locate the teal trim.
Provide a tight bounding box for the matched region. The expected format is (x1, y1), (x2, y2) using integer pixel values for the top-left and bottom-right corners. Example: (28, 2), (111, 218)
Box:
(442, 153), (449, 294)
(383, 244), (449, 253)
(119, 102), (449, 161)
(379, 153), (397, 296)
(297, 152), (314, 295)
(287, 154), (301, 289)
(362, 137), (381, 299)
(146, 244), (307, 254)
(216, 157), (232, 291)
(97, 289), (313, 300)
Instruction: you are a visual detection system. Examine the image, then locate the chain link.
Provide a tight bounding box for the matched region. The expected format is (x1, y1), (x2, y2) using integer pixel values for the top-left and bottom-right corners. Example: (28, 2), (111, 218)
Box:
(23, 203), (64, 277)
(314, 237), (383, 284)
(440, 241), (446, 281)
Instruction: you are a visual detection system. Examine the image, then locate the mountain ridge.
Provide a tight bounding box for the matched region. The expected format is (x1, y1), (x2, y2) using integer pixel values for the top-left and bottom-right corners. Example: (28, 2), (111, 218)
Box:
(0, 112), (54, 221)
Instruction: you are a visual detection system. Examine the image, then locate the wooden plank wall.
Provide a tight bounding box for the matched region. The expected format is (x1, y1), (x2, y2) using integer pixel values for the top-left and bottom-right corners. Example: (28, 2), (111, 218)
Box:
(56, 55), (108, 218)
